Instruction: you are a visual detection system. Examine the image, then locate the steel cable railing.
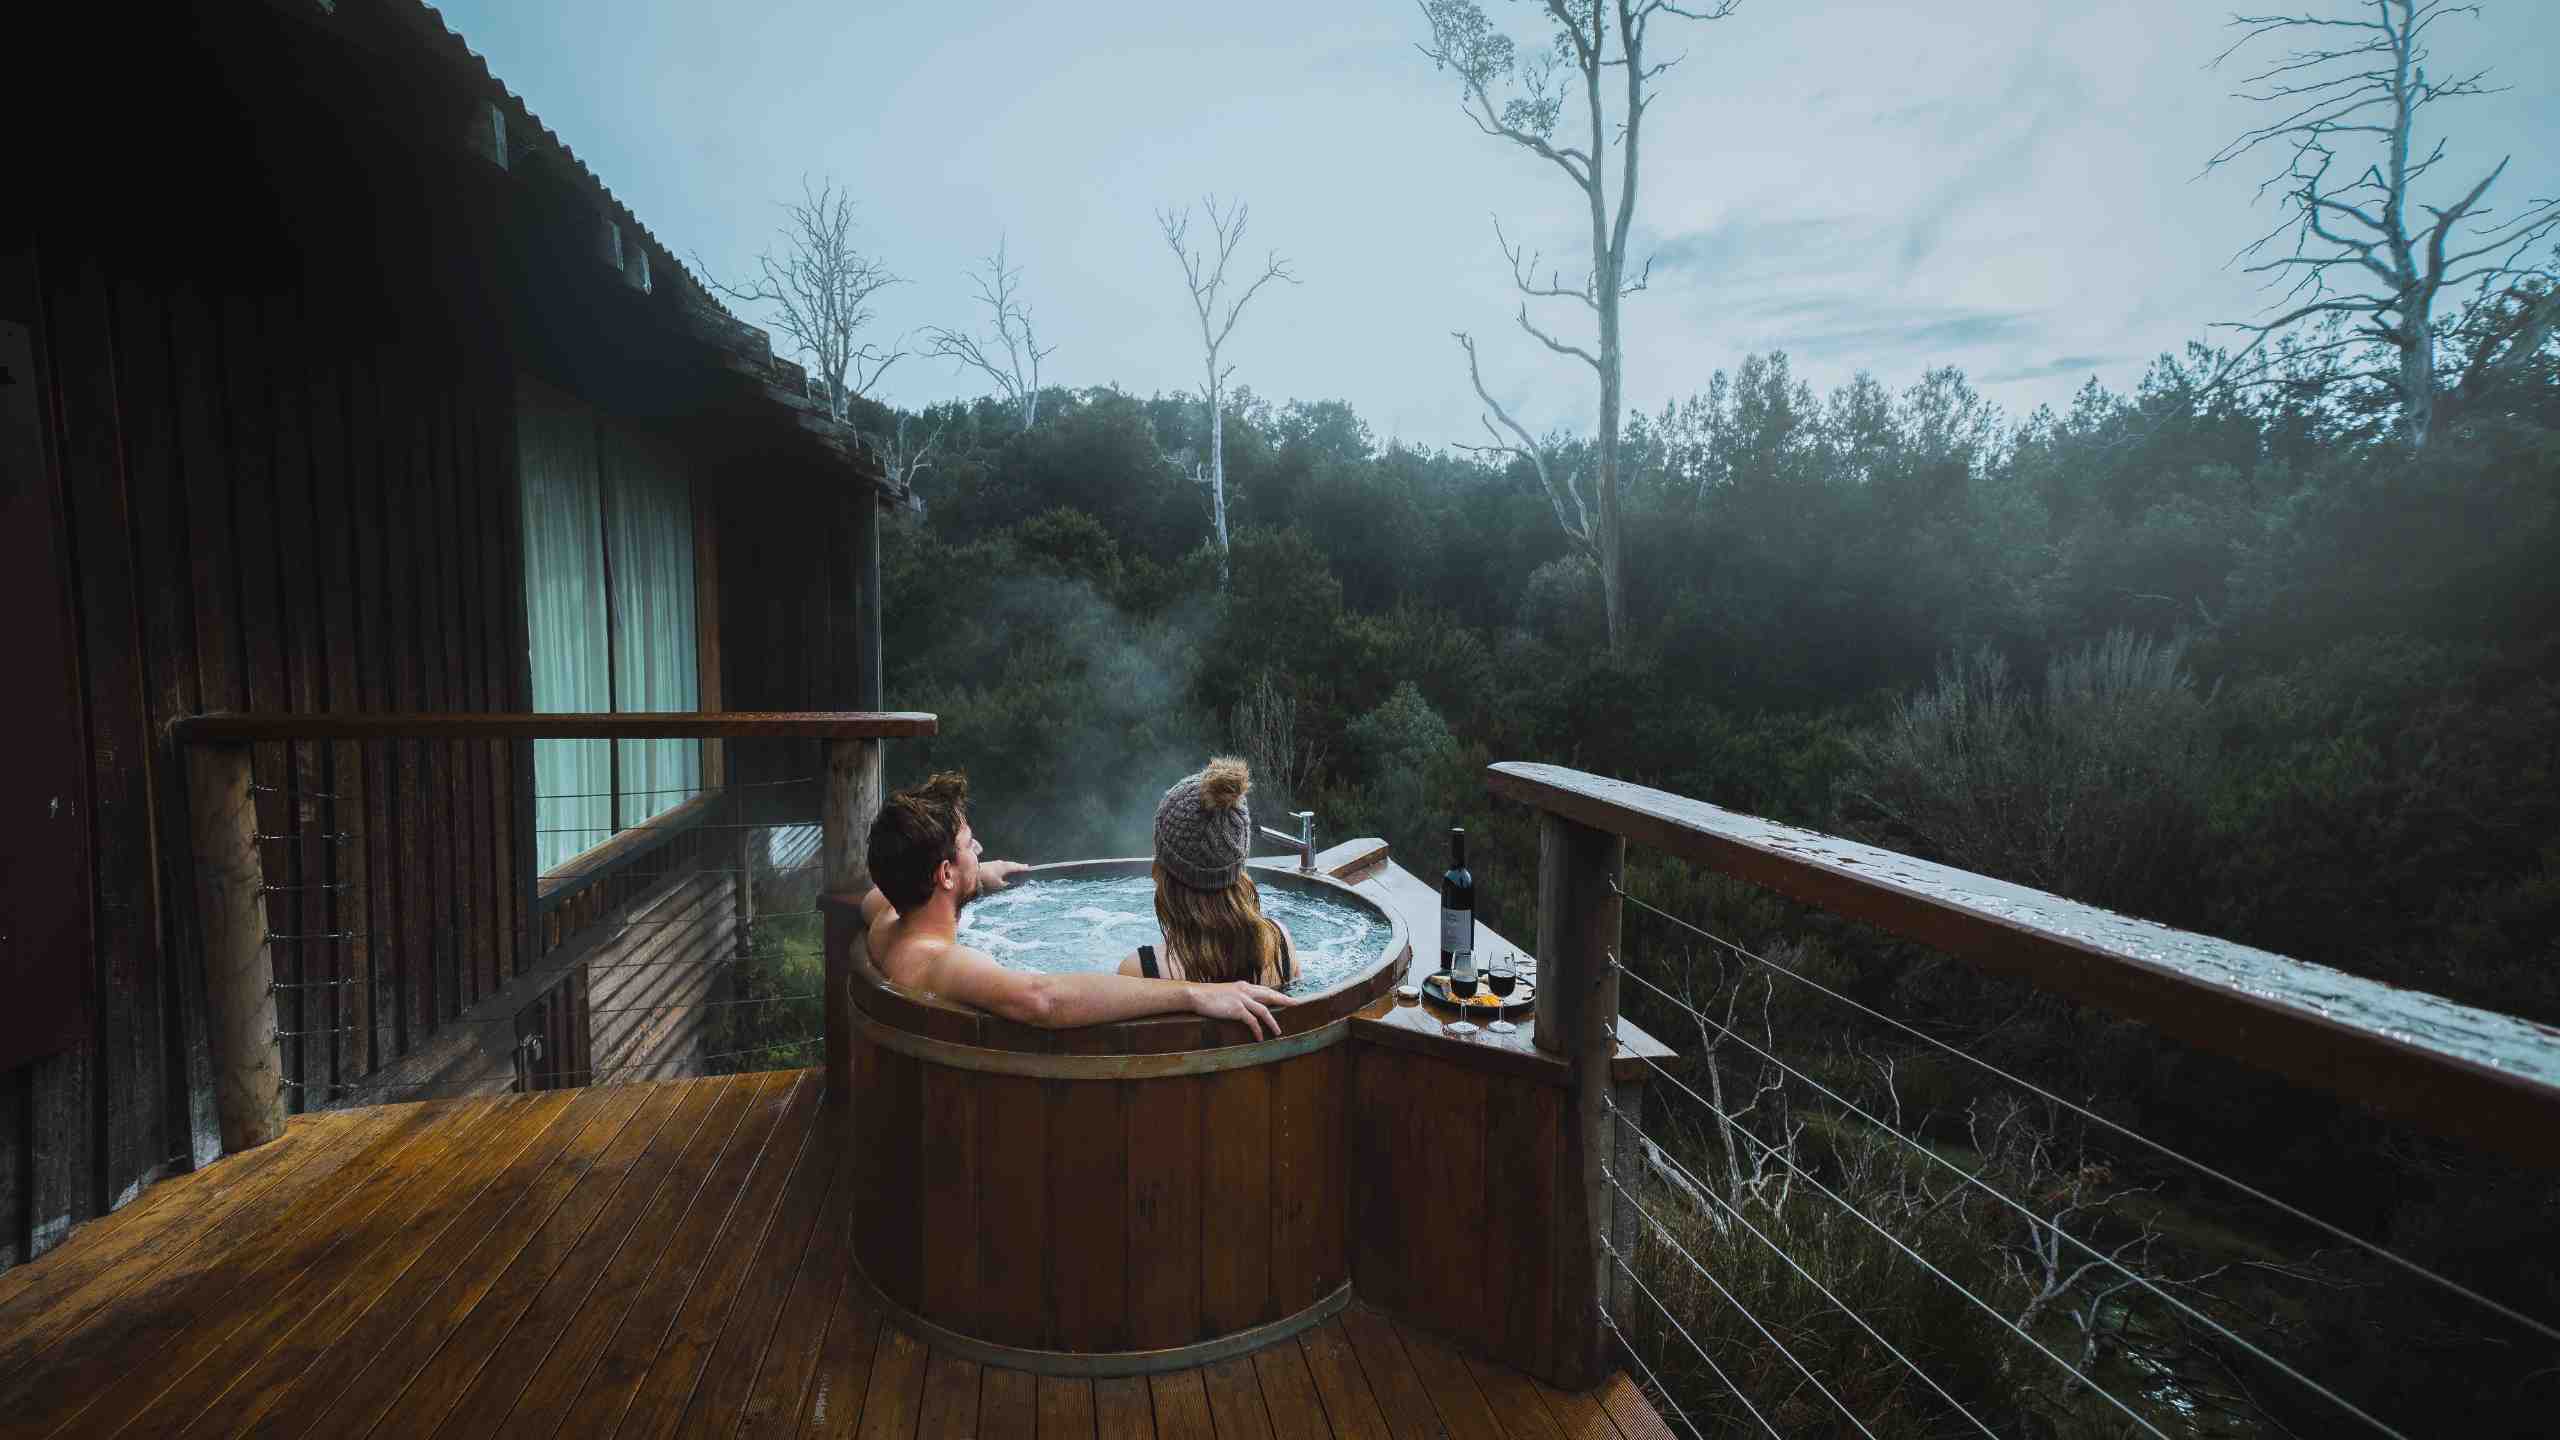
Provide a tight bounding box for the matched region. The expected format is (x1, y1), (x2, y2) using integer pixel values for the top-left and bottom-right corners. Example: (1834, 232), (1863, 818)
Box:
(228, 750), (837, 1109)
(1611, 878), (2560, 1354)
(1600, 871), (2560, 1439)
(1613, 1006), (2179, 1439)
(1600, 1090), (2002, 1438)
(1613, 948), (2412, 1438)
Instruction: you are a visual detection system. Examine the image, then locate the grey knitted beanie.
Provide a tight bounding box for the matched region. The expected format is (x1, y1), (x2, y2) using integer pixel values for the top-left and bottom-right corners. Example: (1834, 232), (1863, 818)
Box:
(1154, 757), (1253, 890)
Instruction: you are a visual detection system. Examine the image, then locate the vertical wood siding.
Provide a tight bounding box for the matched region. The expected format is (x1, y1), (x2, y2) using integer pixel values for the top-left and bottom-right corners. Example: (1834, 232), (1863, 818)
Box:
(0, 254), (530, 1265)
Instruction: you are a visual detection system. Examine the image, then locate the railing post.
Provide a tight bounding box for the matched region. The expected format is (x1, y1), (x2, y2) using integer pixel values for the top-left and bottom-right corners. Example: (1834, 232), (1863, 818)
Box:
(1532, 810), (1626, 1390)
(185, 740), (285, 1150)
(820, 736), (883, 1105)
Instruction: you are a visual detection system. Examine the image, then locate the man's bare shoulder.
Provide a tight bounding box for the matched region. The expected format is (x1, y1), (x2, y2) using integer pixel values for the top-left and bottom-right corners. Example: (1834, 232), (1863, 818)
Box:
(876, 927), (1005, 999)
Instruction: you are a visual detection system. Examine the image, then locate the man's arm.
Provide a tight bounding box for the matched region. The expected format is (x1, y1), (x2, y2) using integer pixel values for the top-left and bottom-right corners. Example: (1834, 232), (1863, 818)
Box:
(859, 886), (895, 927)
(932, 945), (1292, 1037)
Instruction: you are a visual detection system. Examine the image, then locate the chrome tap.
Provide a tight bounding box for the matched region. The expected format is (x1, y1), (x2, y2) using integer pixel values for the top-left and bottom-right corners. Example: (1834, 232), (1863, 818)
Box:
(1258, 810), (1316, 873)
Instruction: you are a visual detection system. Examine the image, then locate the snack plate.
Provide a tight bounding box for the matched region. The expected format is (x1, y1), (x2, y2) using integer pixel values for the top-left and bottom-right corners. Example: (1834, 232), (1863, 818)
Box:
(1420, 972), (1535, 1016)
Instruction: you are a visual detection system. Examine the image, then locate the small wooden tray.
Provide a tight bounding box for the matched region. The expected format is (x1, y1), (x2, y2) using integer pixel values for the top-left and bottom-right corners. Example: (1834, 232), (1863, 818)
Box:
(1420, 972), (1534, 1016)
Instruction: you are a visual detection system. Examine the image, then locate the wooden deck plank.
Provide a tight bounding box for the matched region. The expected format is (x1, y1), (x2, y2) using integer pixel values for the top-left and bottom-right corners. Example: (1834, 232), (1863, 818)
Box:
(0, 1093), (525, 1434)
(1091, 1376), (1155, 1440)
(98, 1089), (584, 1436)
(613, 1076), (826, 1440)
(1034, 1375), (1095, 1440)
(1333, 1307), (1444, 1440)
(536, 1072), (810, 1435)
(853, 1324), (930, 1440)
(1200, 1355), (1277, 1440)
(1250, 1339), (1336, 1440)
(793, 1279), (884, 1439)
(1389, 1317), (1509, 1440)
(915, 1349), (982, 1439)
(1529, 1380), (1633, 1440)
(1293, 1318), (1394, 1440)
(732, 1139), (862, 1439)
(1460, 1351), (1572, 1440)
(979, 1366), (1039, 1440)
(428, 1072), (770, 1439)
(0, 1116), (307, 1330)
(0, 1105), (400, 1382)
(259, 1080), (694, 1439)
(1591, 1373), (1677, 1440)
(675, 1093), (847, 1437)
(171, 1084), (655, 1437)
(1147, 1368), (1217, 1440)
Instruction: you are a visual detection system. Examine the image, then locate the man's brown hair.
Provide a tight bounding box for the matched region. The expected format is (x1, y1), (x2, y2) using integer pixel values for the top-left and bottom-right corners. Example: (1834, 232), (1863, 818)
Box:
(867, 771), (971, 912)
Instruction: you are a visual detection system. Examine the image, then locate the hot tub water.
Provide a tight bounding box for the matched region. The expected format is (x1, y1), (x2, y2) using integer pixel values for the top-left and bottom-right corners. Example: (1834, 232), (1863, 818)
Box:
(956, 871), (1388, 992)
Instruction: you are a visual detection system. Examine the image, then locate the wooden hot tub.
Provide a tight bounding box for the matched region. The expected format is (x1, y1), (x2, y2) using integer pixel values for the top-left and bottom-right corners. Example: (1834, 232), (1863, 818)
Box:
(819, 859), (1410, 1375)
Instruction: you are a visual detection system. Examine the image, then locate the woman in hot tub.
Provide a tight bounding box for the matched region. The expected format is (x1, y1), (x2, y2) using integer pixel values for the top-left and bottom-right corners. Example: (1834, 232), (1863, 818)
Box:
(1118, 757), (1302, 989)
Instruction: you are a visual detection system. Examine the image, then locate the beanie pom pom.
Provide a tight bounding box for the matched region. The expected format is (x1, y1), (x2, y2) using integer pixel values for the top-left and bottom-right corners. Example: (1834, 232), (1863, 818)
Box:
(1201, 756), (1251, 810)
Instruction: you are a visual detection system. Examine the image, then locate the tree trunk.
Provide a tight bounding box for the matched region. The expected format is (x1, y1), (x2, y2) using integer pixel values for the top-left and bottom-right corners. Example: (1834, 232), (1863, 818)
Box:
(1593, 231), (1627, 654)
(1209, 385), (1231, 590)
(2401, 312), (2437, 451)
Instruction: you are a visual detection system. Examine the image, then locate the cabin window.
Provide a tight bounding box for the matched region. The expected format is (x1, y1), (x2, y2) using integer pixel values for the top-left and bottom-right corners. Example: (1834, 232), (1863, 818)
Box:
(518, 379), (700, 877)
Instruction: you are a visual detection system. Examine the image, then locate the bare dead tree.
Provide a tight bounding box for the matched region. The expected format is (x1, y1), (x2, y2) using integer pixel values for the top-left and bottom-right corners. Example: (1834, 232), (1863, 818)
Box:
(697, 177), (906, 424)
(2207, 1), (2560, 448)
(1229, 668), (1324, 821)
(1159, 196), (1298, 590)
(921, 236), (1056, 431)
(1419, 0), (1741, 653)
(867, 407), (949, 500)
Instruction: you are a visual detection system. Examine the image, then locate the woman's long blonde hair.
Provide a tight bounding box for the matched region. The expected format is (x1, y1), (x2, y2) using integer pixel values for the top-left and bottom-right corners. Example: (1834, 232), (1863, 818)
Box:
(1153, 864), (1290, 986)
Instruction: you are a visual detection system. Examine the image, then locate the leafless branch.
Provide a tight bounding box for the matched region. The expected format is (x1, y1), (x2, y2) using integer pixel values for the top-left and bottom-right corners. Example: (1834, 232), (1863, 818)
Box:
(920, 235), (1057, 431)
(696, 176), (905, 423)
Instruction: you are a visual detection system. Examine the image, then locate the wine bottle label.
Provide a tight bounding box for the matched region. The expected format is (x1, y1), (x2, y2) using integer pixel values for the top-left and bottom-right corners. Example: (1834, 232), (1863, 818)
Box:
(1440, 908), (1472, 954)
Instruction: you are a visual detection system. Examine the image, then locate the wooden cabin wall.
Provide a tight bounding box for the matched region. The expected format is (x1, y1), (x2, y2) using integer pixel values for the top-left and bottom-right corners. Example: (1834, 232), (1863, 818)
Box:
(718, 483), (876, 819)
(0, 7), (534, 1266)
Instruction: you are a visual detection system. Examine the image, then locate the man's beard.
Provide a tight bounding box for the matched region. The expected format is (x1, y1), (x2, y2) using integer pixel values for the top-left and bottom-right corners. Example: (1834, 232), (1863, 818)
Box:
(954, 876), (981, 916)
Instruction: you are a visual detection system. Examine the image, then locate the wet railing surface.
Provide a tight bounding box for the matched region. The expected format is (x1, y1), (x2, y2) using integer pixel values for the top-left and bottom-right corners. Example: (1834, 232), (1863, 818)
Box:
(1489, 762), (2560, 1165)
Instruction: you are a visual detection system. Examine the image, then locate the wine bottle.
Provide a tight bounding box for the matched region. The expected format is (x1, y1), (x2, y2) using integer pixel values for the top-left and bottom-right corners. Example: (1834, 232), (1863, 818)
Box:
(1440, 827), (1474, 985)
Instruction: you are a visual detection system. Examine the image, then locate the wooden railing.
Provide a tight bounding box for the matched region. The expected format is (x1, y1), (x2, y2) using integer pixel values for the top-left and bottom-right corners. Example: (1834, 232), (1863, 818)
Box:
(171, 711), (934, 1151)
(1490, 760), (2560, 1393)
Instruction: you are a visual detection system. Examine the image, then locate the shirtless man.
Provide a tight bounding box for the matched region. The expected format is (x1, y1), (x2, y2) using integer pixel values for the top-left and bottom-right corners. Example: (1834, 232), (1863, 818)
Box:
(856, 771), (1296, 1037)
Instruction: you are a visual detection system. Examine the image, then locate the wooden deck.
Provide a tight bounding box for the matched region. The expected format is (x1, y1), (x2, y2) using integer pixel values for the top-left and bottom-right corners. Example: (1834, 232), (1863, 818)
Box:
(0, 1070), (1673, 1438)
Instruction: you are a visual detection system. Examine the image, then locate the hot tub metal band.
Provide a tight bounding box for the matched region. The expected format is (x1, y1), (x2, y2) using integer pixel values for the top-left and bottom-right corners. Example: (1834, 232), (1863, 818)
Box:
(843, 1005), (1352, 1079)
(845, 1256), (1356, 1378)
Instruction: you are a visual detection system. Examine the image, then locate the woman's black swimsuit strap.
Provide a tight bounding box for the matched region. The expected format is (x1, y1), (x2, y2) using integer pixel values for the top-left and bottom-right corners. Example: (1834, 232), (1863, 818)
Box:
(1139, 944), (1160, 979)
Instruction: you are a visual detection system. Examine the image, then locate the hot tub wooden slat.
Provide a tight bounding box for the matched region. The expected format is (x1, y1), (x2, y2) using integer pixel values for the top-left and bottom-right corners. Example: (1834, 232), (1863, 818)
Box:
(920, 1065), (982, 1332)
(1269, 1046), (1343, 1318)
(1201, 1067), (1275, 1335)
(1125, 1076), (1206, 1349)
(1047, 1080), (1130, 1350)
(979, 1072), (1052, 1347)
(858, 1042), (926, 1315)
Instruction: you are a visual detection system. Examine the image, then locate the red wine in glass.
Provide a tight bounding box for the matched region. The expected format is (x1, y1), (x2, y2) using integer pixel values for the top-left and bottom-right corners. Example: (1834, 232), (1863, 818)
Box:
(1447, 969), (1479, 1036)
(1485, 956), (1519, 1035)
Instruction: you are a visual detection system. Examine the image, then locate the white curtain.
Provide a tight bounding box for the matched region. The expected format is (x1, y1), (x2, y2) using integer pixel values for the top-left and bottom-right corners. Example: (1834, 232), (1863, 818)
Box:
(600, 425), (700, 827)
(518, 382), (613, 874)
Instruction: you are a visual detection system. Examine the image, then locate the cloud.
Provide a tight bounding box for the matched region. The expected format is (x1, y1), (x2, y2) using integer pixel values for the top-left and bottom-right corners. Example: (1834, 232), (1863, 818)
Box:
(1732, 294), (2045, 363)
(1979, 353), (2128, 384)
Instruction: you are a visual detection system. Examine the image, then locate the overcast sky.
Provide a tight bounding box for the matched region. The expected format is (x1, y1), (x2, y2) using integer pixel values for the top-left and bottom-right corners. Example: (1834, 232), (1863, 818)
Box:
(432, 0), (2557, 446)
